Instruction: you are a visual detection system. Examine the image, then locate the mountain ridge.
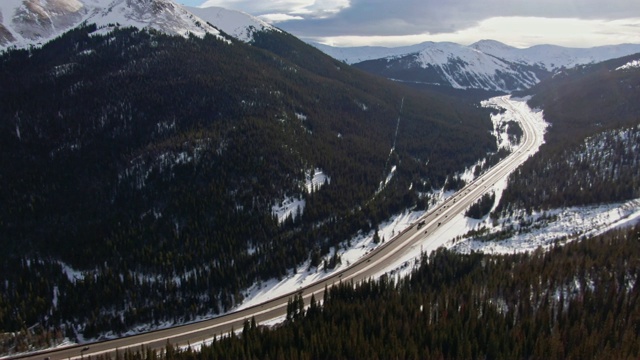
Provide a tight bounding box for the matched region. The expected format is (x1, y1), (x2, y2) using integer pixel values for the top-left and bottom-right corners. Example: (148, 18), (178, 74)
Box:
(315, 39), (640, 69)
(185, 5), (279, 43)
(0, 0), (290, 50)
(0, 0), (229, 49)
(313, 40), (640, 92)
(471, 39), (640, 71)
(4, 0), (638, 94)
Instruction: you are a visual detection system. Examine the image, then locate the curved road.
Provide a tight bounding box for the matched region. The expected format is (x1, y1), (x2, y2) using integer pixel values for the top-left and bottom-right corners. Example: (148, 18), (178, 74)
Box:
(18, 96), (542, 360)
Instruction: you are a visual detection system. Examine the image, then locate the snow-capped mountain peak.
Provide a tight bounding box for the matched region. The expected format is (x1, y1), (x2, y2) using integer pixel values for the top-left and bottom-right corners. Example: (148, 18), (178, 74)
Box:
(472, 40), (640, 71)
(471, 39), (517, 53)
(1, 0), (283, 50)
(314, 40), (640, 93)
(340, 41), (544, 92)
(0, 0), (84, 46)
(86, 0), (224, 39)
(185, 5), (280, 43)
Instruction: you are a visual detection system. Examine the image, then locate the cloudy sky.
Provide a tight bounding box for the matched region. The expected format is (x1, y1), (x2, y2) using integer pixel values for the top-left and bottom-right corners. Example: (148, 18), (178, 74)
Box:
(178, 0), (640, 48)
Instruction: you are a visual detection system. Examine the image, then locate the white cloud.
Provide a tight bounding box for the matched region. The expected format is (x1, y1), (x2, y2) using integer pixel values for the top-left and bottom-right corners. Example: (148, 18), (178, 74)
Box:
(199, 0), (350, 19)
(186, 0), (640, 47)
(309, 17), (640, 48)
(258, 13), (304, 23)
(275, 0), (640, 37)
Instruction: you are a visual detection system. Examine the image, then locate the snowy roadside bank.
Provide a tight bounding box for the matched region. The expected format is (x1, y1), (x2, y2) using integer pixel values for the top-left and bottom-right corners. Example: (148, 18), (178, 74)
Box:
(452, 198), (640, 255)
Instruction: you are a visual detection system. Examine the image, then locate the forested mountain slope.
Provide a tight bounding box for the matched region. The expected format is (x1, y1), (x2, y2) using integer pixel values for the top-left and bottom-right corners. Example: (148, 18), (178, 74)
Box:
(123, 225), (640, 359)
(527, 53), (640, 146)
(496, 53), (640, 212)
(0, 24), (495, 345)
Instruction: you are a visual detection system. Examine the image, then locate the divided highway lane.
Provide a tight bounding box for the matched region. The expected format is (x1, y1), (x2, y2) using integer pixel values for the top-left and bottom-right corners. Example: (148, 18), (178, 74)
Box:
(18, 96), (541, 360)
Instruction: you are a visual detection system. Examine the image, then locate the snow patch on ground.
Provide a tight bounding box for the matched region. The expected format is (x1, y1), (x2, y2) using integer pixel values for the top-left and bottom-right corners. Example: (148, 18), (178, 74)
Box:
(453, 198), (640, 254)
(58, 261), (85, 282)
(379, 165), (397, 191)
(482, 95), (548, 151)
(489, 111), (518, 150)
(305, 168), (330, 193)
(616, 59), (640, 71)
(271, 168), (330, 224)
(271, 196), (305, 224)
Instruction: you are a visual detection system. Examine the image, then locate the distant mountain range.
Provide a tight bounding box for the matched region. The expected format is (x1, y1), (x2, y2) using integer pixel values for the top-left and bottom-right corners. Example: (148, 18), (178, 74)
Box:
(313, 40), (640, 92)
(3, 0), (639, 94)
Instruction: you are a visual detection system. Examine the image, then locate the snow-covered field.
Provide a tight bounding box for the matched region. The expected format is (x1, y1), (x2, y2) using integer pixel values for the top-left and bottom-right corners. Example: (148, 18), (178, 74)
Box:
(453, 198), (640, 254)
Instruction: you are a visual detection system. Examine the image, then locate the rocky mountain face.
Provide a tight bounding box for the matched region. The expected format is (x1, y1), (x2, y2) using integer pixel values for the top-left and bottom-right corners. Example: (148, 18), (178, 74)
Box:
(1, 0), (83, 45)
(0, 0), (224, 49)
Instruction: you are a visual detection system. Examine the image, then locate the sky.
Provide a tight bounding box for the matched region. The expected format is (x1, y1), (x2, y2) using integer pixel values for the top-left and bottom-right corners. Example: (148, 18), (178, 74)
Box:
(177, 0), (640, 48)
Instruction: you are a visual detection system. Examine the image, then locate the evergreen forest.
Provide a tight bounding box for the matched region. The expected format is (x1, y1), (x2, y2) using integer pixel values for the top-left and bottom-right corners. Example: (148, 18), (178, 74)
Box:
(91, 225), (640, 360)
(497, 53), (640, 213)
(0, 24), (497, 345)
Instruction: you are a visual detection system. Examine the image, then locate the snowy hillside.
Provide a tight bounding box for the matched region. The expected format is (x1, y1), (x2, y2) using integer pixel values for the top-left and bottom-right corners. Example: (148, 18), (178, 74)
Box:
(453, 125), (640, 255)
(185, 5), (279, 43)
(0, 0), (231, 49)
(314, 40), (640, 92)
(0, 0), (82, 46)
(350, 42), (545, 92)
(315, 39), (640, 71)
(411, 41), (541, 91)
(471, 39), (640, 71)
(311, 41), (434, 65)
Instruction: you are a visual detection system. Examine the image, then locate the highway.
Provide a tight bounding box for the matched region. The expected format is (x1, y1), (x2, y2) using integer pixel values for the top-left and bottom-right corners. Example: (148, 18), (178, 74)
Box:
(18, 96), (542, 360)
